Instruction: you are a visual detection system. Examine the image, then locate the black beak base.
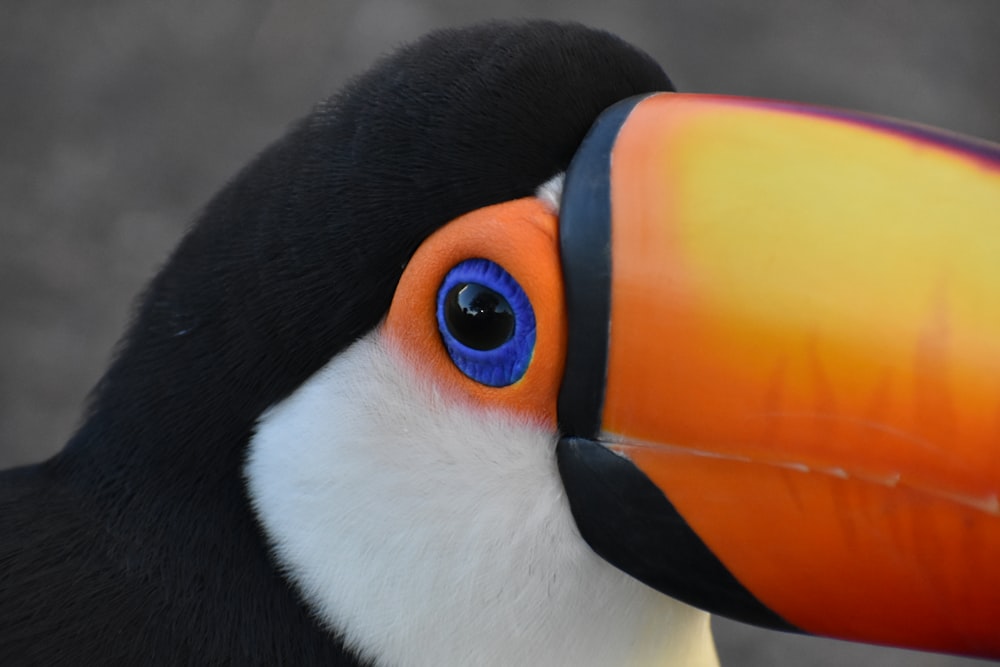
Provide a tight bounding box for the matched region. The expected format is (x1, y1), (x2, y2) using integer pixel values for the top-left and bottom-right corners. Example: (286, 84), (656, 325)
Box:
(555, 436), (796, 632)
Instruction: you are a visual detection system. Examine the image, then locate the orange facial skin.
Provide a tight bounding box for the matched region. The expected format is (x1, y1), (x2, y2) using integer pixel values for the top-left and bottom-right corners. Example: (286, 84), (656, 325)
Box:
(383, 198), (567, 429)
(604, 94), (1000, 656)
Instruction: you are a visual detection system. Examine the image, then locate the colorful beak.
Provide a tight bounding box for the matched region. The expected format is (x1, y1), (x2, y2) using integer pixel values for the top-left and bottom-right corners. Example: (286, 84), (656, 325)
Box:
(556, 93), (1000, 657)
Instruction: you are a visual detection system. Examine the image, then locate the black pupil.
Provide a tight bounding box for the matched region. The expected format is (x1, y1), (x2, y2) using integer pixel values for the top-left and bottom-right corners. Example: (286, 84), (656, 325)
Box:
(445, 283), (515, 351)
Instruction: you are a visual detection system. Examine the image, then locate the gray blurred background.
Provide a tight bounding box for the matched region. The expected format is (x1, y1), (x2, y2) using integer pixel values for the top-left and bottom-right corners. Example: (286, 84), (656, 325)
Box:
(1, 1), (998, 665)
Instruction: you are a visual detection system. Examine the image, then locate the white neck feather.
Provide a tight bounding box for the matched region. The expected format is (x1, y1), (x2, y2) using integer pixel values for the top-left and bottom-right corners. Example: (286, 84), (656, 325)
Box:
(246, 332), (718, 667)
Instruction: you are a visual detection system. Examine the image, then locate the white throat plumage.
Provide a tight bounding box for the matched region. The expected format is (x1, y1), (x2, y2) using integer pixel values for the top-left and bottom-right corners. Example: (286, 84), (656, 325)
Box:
(246, 330), (717, 667)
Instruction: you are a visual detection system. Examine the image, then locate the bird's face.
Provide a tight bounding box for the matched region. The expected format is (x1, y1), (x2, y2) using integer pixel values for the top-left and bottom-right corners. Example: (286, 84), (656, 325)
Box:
(248, 194), (708, 667)
(248, 92), (1000, 664)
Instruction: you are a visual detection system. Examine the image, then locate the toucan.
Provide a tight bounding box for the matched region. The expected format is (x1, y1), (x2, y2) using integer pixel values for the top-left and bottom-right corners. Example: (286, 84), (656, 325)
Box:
(1, 20), (998, 667)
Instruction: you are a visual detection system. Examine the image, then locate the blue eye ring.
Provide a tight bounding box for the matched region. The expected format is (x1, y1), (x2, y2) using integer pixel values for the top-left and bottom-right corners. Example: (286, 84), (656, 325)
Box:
(436, 258), (536, 387)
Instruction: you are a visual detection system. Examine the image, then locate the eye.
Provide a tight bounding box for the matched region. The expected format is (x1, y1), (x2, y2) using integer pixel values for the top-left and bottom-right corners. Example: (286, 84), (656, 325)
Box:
(437, 259), (536, 387)
(444, 283), (515, 351)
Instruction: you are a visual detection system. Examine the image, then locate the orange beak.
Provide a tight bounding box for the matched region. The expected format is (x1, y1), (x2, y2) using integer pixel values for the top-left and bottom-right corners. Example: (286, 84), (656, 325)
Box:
(555, 93), (1000, 657)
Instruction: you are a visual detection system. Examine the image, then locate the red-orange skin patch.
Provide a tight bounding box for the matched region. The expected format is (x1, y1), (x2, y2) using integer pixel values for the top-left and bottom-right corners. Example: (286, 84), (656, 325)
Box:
(384, 198), (566, 429)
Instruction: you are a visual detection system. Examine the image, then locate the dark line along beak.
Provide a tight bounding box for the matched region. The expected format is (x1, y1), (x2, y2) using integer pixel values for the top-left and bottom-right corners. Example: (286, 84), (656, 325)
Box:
(556, 92), (1000, 658)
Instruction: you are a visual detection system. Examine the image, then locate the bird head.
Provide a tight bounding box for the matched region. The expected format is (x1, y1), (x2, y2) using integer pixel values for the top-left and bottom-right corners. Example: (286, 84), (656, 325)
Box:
(60, 20), (1000, 666)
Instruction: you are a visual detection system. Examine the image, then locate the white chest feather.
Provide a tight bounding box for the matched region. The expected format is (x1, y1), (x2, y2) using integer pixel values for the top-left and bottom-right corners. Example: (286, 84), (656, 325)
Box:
(245, 333), (718, 667)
